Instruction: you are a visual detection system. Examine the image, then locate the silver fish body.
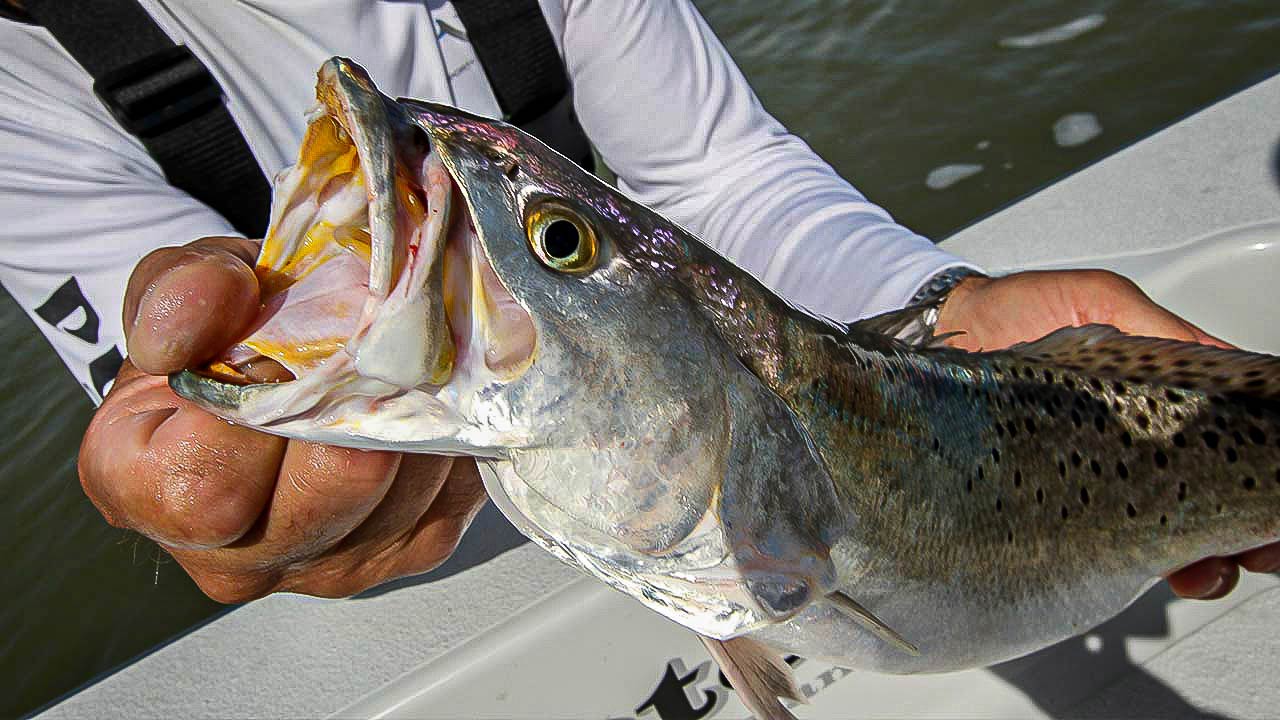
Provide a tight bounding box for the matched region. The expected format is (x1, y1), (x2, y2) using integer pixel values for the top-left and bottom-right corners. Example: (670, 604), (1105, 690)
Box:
(172, 58), (1280, 705)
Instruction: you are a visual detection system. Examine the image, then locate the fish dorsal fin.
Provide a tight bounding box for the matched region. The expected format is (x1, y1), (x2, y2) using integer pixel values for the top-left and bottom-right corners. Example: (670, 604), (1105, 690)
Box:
(993, 324), (1280, 401)
(826, 591), (920, 656)
(699, 635), (803, 720)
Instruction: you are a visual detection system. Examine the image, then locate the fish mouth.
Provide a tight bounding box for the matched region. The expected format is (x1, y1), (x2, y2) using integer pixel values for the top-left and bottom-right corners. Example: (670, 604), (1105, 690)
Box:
(170, 58), (535, 449)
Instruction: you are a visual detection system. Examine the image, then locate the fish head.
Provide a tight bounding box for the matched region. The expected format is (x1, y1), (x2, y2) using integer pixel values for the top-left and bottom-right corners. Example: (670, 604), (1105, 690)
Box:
(172, 59), (839, 638)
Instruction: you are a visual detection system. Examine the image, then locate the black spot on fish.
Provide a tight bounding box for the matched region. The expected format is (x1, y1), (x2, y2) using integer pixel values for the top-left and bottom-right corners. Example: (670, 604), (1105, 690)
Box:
(992, 448), (1001, 464)
(1215, 416), (1228, 430)
(1023, 367), (1036, 380)
(1071, 451), (1083, 468)
(1146, 397), (1159, 413)
(995, 423), (1004, 438)
(1121, 431), (1133, 448)
(1044, 370), (1055, 383)
(1126, 503), (1137, 518)
(1154, 450), (1169, 469)
(1203, 431), (1220, 450)
(1160, 514), (1168, 526)
(1007, 530), (1014, 544)
(996, 497), (1003, 512)
(1178, 482), (1188, 501)
(932, 437), (941, 452)
(1057, 460), (1067, 477)
(1025, 418), (1037, 434)
(1244, 476), (1257, 491)
(1071, 410), (1083, 428)
(1165, 389), (1183, 403)
(977, 466), (985, 481)
(1113, 382), (1126, 395)
(1014, 470), (1023, 488)
(1173, 432), (1187, 448)
(1036, 487), (1045, 503)
(1094, 415), (1106, 433)
(1248, 426), (1266, 445)
(1117, 461), (1129, 480)
(1246, 378), (1266, 389)
(1007, 421), (1019, 438)
(1061, 506), (1070, 520)
(1080, 487), (1090, 505)
(1136, 413), (1151, 430)
(966, 477), (973, 494)
(1233, 430), (1246, 446)
(1090, 459), (1102, 476)
(1226, 447), (1239, 464)
(1173, 359), (1191, 368)
(1089, 378), (1104, 393)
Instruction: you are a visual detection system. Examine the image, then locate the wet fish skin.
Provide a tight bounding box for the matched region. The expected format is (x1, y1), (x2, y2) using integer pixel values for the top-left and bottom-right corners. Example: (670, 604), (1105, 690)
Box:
(171, 58), (1280, 713)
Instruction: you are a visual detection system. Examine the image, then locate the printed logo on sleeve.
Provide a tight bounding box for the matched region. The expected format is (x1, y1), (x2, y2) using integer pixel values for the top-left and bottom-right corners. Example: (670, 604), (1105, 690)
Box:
(34, 276), (123, 401)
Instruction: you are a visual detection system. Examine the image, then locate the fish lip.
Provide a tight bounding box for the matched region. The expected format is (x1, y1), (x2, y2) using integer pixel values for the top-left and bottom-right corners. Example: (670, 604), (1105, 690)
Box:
(168, 369), (280, 416)
(318, 57), (400, 299)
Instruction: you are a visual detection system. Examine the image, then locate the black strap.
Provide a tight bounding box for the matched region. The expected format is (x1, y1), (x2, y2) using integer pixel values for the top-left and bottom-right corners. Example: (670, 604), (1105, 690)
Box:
(25, 0), (271, 237)
(452, 0), (594, 171)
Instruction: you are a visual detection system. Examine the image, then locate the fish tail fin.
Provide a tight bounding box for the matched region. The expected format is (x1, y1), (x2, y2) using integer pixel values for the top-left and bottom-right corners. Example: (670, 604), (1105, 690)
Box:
(699, 634), (803, 720)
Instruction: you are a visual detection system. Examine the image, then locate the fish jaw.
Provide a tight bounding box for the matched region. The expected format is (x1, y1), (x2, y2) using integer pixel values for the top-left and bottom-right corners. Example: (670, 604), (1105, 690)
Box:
(170, 58), (537, 454)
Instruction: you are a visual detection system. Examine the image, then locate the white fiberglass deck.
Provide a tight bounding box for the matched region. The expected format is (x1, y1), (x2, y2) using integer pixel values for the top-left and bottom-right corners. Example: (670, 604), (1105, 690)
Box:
(39, 72), (1280, 719)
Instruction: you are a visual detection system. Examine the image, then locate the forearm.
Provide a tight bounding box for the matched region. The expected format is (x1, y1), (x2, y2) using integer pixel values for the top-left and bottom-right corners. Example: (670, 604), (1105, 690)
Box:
(558, 0), (976, 320)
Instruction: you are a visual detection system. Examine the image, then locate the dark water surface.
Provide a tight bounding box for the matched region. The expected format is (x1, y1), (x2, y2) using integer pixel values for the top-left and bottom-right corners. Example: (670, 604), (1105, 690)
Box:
(3, 1), (1280, 716)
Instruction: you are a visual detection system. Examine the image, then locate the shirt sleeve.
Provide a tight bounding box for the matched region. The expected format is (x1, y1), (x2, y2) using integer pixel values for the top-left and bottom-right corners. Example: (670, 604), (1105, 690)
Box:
(557, 0), (977, 322)
(0, 25), (238, 403)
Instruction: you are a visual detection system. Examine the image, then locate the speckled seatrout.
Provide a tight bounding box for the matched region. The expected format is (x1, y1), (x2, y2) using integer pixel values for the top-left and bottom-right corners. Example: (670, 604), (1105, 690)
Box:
(173, 59), (1280, 719)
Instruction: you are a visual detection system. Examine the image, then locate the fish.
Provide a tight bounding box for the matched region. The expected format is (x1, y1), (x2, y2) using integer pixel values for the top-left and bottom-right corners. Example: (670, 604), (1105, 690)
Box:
(171, 58), (1280, 718)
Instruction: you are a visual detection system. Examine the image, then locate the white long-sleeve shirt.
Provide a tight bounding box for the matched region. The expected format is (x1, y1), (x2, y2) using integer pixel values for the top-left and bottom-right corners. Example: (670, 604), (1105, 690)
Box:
(0, 0), (971, 403)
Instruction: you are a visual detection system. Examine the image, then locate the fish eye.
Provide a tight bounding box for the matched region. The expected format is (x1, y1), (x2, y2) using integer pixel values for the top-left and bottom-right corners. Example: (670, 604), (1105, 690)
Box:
(526, 203), (598, 273)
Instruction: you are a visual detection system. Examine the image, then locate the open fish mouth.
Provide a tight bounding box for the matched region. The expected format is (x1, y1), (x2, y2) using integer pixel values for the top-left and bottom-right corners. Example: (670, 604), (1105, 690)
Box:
(170, 58), (535, 451)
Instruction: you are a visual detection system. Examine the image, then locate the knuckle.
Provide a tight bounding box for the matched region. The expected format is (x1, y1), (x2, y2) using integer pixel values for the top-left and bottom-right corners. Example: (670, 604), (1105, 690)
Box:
(192, 571), (278, 605)
(152, 469), (263, 548)
(284, 568), (368, 599)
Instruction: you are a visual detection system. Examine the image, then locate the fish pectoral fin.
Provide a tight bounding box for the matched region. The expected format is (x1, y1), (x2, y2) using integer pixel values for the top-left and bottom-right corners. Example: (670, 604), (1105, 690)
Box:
(826, 591), (920, 656)
(845, 301), (952, 348)
(699, 634), (803, 720)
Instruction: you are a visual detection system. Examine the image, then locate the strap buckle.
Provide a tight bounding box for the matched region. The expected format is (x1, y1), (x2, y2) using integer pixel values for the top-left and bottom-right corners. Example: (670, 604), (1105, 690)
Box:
(93, 45), (222, 138)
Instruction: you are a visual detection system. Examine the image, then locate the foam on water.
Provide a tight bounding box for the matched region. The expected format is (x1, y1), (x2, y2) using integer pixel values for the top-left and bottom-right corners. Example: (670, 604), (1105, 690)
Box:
(926, 163), (984, 190)
(1000, 14), (1107, 49)
(1053, 112), (1103, 147)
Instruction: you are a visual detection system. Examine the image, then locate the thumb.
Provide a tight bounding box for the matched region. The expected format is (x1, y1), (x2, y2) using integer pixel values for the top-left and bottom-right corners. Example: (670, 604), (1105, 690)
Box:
(126, 237), (261, 375)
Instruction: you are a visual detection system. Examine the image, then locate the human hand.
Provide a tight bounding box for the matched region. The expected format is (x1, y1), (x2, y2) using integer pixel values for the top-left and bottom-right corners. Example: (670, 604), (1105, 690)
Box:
(79, 237), (487, 602)
(934, 269), (1280, 600)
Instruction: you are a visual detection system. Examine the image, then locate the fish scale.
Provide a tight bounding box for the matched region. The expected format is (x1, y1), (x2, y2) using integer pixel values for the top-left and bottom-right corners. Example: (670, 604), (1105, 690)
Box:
(739, 319), (1280, 673)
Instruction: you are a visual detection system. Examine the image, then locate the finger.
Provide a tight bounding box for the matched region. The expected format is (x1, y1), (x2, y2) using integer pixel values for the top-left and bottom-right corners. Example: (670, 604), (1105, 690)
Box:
(1166, 556), (1240, 600)
(277, 454), (464, 597)
(224, 442), (402, 563)
(126, 237), (262, 375)
(386, 457), (487, 577)
(397, 457), (488, 571)
(328, 453), (456, 551)
(80, 372), (285, 549)
(1238, 543), (1280, 574)
(1068, 272), (1236, 349)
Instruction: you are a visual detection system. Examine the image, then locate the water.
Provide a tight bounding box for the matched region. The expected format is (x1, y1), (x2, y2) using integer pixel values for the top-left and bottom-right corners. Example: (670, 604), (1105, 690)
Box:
(3, 1), (1279, 715)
